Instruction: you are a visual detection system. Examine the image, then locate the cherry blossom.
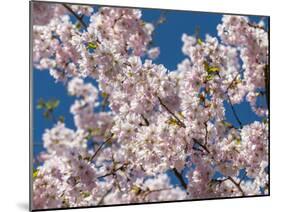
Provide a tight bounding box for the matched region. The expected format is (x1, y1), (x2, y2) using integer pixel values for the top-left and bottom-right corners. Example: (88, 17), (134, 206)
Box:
(32, 2), (269, 210)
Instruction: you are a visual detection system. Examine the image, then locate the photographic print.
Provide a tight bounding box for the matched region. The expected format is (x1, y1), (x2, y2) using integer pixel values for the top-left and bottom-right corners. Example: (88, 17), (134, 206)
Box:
(30, 1), (269, 210)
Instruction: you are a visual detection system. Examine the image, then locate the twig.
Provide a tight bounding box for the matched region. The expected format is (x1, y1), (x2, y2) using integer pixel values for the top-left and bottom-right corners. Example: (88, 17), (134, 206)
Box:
(97, 163), (129, 179)
(143, 187), (174, 200)
(192, 138), (210, 154)
(140, 114), (149, 126)
(248, 23), (266, 31)
(172, 168), (188, 194)
(63, 4), (87, 29)
(228, 176), (245, 196)
(226, 94), (243, 129)
(101, 95), (109, 112)
(225, 72), (241, 92)
(208, 171), (245, 195)
(90, 133), (114, 162)
(153, 11), (168, 27)
(157, 96), (186, 128)
(97, 187), (112, 205)
(216, 72), (243, 129)
(204, 121), (208, 146)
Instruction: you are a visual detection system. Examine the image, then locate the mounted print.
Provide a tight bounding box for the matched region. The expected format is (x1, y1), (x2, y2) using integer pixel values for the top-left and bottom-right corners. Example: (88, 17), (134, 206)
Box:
(30, 0), (270, 211)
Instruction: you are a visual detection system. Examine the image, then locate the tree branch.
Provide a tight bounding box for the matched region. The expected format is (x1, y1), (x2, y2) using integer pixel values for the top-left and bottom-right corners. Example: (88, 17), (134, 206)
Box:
(228, 176), (245, 196)
(225, 72), (240, 92)
(172, 168), (188, 194)
(90, 133), (114, 162)
(248, 23), (266, 31)
(97, 163), (129, 179)
(143, 187), (173, 200)
(204, 121), (208, 146)
(140, 114), (150, 126)
(63, 4), (87, 29)
(157, 96), (186, 128)
(226, 94), (243, 129)
(192, 138), (210, 154)
(219, 72), (243, 129)
(97, 187), (112, 205)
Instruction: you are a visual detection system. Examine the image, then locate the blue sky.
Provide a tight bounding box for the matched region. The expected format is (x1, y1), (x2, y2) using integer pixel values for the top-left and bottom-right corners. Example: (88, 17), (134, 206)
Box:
(33, 5), (268, 186)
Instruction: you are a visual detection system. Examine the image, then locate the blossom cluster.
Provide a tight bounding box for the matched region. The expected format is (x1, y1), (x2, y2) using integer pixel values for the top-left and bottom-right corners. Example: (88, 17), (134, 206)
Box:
(32, 2), (269, 210)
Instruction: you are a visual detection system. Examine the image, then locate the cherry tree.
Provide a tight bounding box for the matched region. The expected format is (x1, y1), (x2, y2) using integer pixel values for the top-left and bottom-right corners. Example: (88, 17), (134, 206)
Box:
(32, 2), (269, 210)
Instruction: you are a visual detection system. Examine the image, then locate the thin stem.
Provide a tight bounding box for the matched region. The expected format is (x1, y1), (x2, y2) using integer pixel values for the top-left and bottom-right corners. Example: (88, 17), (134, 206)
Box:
(248, 23), (266, 31)
(97, 187), (112, 205)
(140, 114), (149, 126)
(157, 96), (186, 128)
(97, 163), (129, 179)
(90, 133), (113, 162)
(218, 72), (243, 129)
(101, 95), (109, 112)
(143, 187), (173, 200)
(172, 168), (188, 194)
(226, 94), (243, 129)
(63, 4), (87, 29)
(204, 121), (208, 146)
(192, 138), (210, 154)
(228, 176), (245, 196)
(225, 72), (240, 92)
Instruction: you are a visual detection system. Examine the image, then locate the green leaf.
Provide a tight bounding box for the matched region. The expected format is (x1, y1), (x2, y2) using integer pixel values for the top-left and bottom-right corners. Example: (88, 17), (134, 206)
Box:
(58, 116), (65, 123)
(75, 22), (82, 30)
(87, 42), (97, 50)
(51, 100), (60, 108)
(177, 111), (185, 119)
(81, 191), (91, 198)
(131, 185), (141, 195)
(36, 99), (45, 109)
(205, 75), (214, 81)
(46, 100), (60, 110)
(222, 121), (233, 128)
(235, 139), (241, 146)
(33, 169), (39, 178)
(101, 92), (108, 98)
(208, 67), (220, 73)
(43, 110), (50, 119)
(262, 118), (268, 124)
(166, 118), (180, 127)
(203, 61), (210, 71)
(197, 38), (203, 45)
(203, 61), (220, 74)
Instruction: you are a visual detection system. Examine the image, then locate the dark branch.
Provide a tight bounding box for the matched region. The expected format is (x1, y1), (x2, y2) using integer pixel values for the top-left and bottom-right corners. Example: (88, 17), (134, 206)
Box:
(225, 72), (240, 92)
(140, 114), (150, 126)
(217, 72), (243, 129)
(192, 138), (210, 154)
(226, 94), (243, 129)
(97, 187), (112, 205)
(248, 23), (266, 31)
(143, 187), (173, 200)
(97, 163), (129, 179)
(63, 3), (87, 29)
(172, 168), (188, 194)
(90, 133), (114, 162)
(228, 176), (245, 196)
(204, 121), (208, 146)
(157, 96), (186, 128)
